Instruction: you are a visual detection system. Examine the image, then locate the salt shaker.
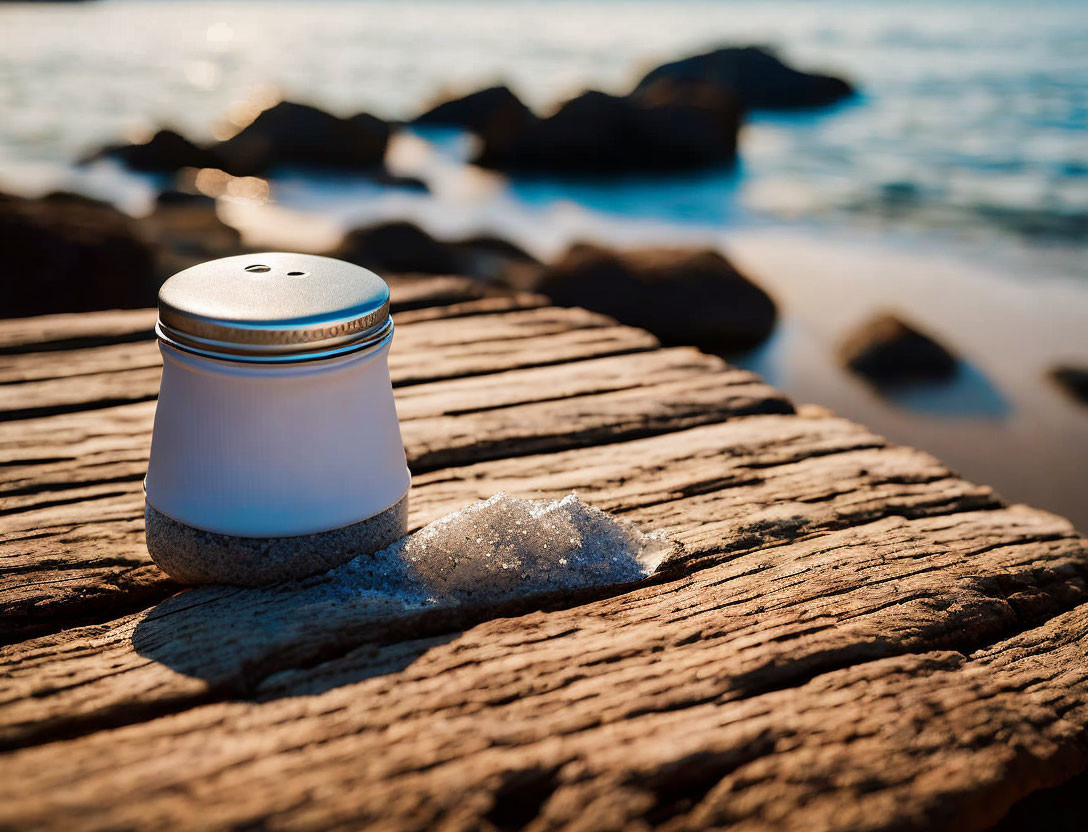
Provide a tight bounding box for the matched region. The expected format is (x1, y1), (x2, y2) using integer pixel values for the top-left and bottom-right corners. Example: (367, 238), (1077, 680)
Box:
(144, 253), (410, 585)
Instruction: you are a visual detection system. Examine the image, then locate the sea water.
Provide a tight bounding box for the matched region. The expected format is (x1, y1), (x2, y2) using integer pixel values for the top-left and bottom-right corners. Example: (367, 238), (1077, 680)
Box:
(0, 0), (1086, 275)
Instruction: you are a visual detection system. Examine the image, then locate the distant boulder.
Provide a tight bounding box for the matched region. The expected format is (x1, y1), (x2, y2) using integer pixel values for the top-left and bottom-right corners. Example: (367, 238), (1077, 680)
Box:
(84, 104), (401, 181)
(635, 46), (853, 110)
(212, 101), (391, 176)
(535, 244), (776, 353)
(0, 192), (156, 316)
(333, 221), (464, 275)
(449, 233), (540, 285)
(1049, 366), (1088, 406)
(476, 83), (740, 174)
(86, 129), (217, 173)
(139, 191), (244, 277)
(39, 191), (116, 210)
(368, 171), (430, 192)
(451, 233), (537, 264)
(839, 313), (956, 385)
(332, 221), (539, 283)
(413, 85), (532, 134)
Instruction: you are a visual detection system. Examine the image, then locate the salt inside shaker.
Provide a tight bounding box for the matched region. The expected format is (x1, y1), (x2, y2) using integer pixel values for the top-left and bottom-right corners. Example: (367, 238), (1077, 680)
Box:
(144, 253), (410, 585)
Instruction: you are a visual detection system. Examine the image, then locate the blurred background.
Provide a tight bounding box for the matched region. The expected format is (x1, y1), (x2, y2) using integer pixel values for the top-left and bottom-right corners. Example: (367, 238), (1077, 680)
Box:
(1, 0), (1086, 528)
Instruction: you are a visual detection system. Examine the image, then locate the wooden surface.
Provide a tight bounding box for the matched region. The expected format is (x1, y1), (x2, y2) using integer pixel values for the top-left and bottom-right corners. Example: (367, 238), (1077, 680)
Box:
(2, 276), (1087, 831)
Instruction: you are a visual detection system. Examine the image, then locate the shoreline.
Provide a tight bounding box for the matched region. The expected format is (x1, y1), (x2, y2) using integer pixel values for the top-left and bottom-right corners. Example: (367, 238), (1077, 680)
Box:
(723, 228), (1088, 534)
(222, 183), (1088, 530)
(4, 148), (1086, 531)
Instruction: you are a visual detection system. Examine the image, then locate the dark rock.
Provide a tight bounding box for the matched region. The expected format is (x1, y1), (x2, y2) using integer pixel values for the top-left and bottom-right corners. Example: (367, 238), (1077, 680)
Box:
(333, 221), (464, 275)
(153, 190), (216, 208)
(535, 244), (776, 353)
(332, 221), (539, 283)
(41, 191), (116, 210)
(476, 83), (740, 174)
(0, 192), (157, 317)
(87, 129), (217, 173)
(1049, 366), (1088, 406)
(634, 46), (854, 110)
(212, 101), (390, 176)
(451, 234), (537, 264)
(413, 86), (532, 134)
(840, 313), (957, 385)
(368, 171), (430, 192)
(140, 190), (243, 277)
(448, 234), (540, 285)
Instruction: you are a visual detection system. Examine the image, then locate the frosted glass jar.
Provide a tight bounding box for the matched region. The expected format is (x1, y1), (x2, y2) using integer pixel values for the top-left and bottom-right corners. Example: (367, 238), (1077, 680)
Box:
(144, 253), (410, 585)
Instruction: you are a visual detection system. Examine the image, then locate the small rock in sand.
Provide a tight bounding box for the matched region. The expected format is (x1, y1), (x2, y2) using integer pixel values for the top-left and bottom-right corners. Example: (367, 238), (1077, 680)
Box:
(840, 313), (957, 385)
(1049, 366), (1088, 406)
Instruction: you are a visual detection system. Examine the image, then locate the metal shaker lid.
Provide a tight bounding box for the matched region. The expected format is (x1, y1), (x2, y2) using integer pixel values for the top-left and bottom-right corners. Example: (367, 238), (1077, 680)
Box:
(156, 253), (392, 363)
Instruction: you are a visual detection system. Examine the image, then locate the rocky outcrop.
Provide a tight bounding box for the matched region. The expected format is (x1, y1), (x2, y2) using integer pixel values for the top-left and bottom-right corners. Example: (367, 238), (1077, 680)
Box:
(0, 192), (157, 316)
(87, 129), (218, 173)
(333, 221), (537, 283)
(840, 313), (957, 385)
(139, 191), (244, 277)
(87, 102), (401, 181)
(448, 233), (540, 284)
(1049, 366), (1088, 406)
(534, 243), (776, 353)
(476, 82), (741, 174)
(413, 85), (531, 134)
(634, 45), (854, 110)
(212, 101), (391, 176)
(333, 221), (464, 275)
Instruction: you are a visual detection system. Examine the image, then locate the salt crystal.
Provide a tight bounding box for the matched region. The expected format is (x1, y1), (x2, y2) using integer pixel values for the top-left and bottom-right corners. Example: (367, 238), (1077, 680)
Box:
(325, 492), (675, 607)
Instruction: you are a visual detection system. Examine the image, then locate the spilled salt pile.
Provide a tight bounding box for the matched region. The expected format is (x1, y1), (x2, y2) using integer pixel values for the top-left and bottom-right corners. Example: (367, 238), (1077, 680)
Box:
(328, 492), (675, 607)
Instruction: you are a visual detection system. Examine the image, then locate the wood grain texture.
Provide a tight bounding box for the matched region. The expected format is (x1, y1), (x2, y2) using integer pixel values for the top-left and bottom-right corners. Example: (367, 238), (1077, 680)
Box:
(0, 343), (787, 639)
(0, 276), (497, 355)
(0, 413), (1001, 750)
(1, 297), (1087, 831)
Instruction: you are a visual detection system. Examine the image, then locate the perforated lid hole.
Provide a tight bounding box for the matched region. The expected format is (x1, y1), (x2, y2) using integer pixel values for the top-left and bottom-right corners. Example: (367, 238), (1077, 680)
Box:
(244, 264), (271, 273)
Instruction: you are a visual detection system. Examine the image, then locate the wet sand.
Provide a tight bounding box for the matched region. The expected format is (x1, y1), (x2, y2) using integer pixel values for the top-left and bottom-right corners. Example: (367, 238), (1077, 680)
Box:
(725, 229), (1088, 534)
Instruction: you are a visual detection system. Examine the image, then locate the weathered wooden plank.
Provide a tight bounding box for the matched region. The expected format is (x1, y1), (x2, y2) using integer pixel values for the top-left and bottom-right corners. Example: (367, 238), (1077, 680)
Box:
(0, 340), (160, 384)
(0, 307), (658, 478)
(0, 350), (783, 515)
(0, 291), (547, 388)
(0, 349), (788, 638)
(1, 503), (1084, 831)
(0, 309), (156, 354)
(0, 413), (1004, 750)
(0, 306), (655, 420)
(0, 366), (163, 422)
(0, 276), (500, 355)
(0, 277), (518, 384)
(0, 413), (959, 646)
(0, 349), (765, 503)
(4, 300), (1087, 831)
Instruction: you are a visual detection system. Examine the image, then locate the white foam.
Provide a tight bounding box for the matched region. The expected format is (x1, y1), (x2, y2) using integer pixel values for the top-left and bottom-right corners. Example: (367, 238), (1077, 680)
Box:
(326, 492), (674, 607)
